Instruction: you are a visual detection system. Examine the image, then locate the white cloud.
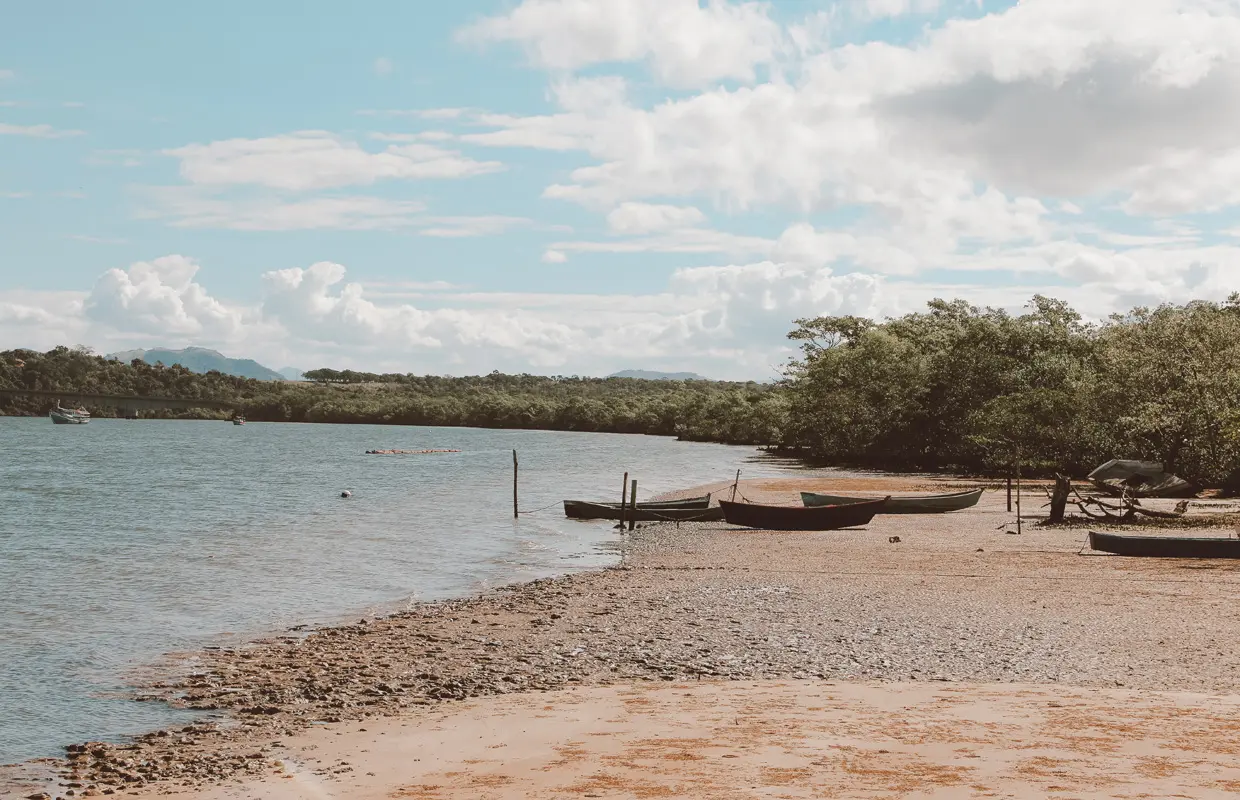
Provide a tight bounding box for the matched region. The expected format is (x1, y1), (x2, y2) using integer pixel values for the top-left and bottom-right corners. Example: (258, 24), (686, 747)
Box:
(0, 69), (13, 81)
(457, 0), (1240, 249)
(417, 216), (531, 237)
(356, 108), (470, 119)
(139, 189), (431, 231)
(852, 0), (941, 19)
(13, 246), (1240, 379)
(542, 249), (568, 263)
(458, 0), (786, 88)
(165, 131), (504, 191)
(606, 202), (706, 234)
(0, 122), (84, 138)
(83, 256), (245, 339)
(373, 57), (394, 77)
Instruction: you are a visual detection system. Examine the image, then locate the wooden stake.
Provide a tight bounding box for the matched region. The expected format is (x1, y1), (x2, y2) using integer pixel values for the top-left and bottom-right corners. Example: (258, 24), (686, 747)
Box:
(1015, 454), (1022, 535)
(512, 450), (519, 519)
(1006, 474), (1012, 512)
(619, 471), (629, 530)
(628, 479), (638, 532)
(731, 469), (741, 502)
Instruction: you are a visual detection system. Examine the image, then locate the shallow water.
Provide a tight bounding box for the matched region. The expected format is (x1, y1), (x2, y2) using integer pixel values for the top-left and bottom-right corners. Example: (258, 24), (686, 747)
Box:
(0, 418), (791, 764)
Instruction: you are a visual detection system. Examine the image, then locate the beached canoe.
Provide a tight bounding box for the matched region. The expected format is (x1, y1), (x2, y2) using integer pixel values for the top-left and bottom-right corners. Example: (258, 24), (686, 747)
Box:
(800, 488), (983, 514)
(719, 498), (888, 531)
(1088, 530), (1240, 559)
(563, 498), (723, 522)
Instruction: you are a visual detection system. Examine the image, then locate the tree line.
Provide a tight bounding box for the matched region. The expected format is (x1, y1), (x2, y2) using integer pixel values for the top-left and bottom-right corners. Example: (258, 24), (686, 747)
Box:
(6, 293), (1240, 485)
(783, 295), (1240, 486)
(0, 348), (784, 445)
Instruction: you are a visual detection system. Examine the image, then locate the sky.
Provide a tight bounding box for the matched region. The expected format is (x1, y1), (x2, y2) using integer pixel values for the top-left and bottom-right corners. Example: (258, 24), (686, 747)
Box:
(2, 0), (1240, 380)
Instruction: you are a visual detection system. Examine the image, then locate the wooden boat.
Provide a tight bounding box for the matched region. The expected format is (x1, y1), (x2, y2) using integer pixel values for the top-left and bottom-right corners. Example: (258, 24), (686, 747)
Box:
(720, 498), (888, 531)
(50, 403), (90, 425)
(1088, 530), (1240, 559)
(800, 488), (983, 514)
(563, 495), (719, 522)
(232, 416), (246, 425)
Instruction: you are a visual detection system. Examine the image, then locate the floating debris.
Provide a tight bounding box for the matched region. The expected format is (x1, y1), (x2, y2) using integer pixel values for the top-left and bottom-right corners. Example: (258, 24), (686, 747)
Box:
(365, 449), (461, 455)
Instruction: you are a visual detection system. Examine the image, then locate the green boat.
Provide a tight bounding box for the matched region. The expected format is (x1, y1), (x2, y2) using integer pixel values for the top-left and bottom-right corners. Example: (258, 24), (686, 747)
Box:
(800, 488), (983, 514)
(563, 495), (721, 522)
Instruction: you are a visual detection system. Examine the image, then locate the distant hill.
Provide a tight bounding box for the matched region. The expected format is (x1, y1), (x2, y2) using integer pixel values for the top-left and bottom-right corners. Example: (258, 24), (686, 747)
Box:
(106, 347), (286, 381)
(609, 369), (710, 381)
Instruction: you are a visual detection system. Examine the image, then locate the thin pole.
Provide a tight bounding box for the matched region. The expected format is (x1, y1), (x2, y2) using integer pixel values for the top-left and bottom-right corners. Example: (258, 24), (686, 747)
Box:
(619, 471), (629, 530)
(628, 479), (638, 532)
(1015, 454), (1022, 535)
(1006, 474), (1012, 512)
(512, 450), (519, 519)
(731, 469), (741, 502)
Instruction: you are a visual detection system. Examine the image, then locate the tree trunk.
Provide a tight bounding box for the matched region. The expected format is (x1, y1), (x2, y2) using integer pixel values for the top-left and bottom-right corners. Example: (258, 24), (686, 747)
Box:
(1048, 473), (1071, 523)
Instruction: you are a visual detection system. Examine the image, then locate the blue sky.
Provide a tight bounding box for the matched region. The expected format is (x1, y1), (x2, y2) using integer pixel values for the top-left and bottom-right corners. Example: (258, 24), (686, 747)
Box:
(3, 0), (1239, 378)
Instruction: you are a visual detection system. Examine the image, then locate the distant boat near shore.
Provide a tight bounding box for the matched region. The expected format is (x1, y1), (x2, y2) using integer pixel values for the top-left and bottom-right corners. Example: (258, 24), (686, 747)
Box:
(232, 416), (246, 425)
(50, 403), (90, 425)
(800, 488), (983, 514)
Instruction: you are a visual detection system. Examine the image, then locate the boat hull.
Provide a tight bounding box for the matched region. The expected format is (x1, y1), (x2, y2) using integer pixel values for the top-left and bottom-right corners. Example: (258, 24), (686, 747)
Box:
(1088, 530), (1240, 558)
(720, 498), (887, 531)
(801, 488), (983, 514)
(564, 498), (722, 522)
(50, 411), (89, 424)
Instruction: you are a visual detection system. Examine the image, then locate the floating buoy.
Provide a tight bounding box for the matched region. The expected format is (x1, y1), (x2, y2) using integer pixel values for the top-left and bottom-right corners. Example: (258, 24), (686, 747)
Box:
(341, 490), (353, 498)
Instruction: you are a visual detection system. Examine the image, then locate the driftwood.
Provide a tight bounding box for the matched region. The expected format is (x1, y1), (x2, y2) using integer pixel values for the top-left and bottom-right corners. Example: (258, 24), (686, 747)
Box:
(1068, 485), (1189, 522)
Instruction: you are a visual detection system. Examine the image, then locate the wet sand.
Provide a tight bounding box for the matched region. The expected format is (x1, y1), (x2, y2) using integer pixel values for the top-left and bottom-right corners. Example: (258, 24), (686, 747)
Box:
(8, 476), (1240, 799)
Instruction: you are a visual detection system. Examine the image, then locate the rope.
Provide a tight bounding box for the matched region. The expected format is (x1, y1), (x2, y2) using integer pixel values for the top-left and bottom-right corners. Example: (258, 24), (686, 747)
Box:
(516, 499), (565, 515)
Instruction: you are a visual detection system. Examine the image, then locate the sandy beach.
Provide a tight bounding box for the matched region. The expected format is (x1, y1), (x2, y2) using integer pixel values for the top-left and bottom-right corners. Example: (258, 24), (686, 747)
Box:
(8, 475), (1240, 799)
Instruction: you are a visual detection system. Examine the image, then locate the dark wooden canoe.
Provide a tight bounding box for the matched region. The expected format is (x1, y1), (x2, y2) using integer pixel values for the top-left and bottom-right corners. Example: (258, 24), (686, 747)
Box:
(563, 496), (720, 522)
(1088, 530), (1240, 558)
(719, 498), (888, 531)
(801, 488), (983, 514)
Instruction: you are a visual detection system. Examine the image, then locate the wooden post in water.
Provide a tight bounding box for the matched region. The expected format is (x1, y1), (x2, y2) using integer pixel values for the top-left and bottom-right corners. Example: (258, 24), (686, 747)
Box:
(619, 471), (629, 530)
(628, 479), (638, 532)
(512, 450), (519, 519)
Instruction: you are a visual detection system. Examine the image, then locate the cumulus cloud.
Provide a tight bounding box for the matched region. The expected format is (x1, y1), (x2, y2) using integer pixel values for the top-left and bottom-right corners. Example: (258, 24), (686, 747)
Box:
(83, 256), (245, 339)
(455, 0), (1240, 254)
(165, 132), (504, 191)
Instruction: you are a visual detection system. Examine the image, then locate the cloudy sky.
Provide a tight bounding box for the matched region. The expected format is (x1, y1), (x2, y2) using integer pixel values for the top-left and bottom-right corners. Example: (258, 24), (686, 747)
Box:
(2, 0), (1238, 379)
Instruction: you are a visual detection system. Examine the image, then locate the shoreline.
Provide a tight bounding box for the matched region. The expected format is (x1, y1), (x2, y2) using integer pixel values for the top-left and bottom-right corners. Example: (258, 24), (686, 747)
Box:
(6, 476), (1240, 798)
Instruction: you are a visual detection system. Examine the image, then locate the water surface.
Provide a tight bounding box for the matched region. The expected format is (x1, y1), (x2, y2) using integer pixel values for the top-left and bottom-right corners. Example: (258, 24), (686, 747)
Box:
(0, 418), (790, 764)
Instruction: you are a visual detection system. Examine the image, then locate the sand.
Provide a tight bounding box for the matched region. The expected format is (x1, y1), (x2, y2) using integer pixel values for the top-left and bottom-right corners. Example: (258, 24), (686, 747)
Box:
(127, 681), (1240, 799)
(8, 476), (1240, 799)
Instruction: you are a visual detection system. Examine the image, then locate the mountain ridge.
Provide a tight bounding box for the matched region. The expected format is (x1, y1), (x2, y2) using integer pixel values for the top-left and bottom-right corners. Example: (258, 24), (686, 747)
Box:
(106, 346), (286, 381)
(608, 369), (710, 381)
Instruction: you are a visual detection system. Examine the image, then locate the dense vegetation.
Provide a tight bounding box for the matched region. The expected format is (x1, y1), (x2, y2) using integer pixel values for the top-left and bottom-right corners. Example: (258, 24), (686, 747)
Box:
(784, 295), (1240, 485)
(0, 349), (784, 445)
(7, 293), (1240, 484)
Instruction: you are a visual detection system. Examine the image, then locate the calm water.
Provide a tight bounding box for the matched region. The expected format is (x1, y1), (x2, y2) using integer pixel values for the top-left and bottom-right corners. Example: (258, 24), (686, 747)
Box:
(0, 418), (791, 764)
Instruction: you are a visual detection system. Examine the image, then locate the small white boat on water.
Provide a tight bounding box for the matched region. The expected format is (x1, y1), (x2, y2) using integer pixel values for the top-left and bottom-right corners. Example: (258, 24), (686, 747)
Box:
(50, 403), (90, 425)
